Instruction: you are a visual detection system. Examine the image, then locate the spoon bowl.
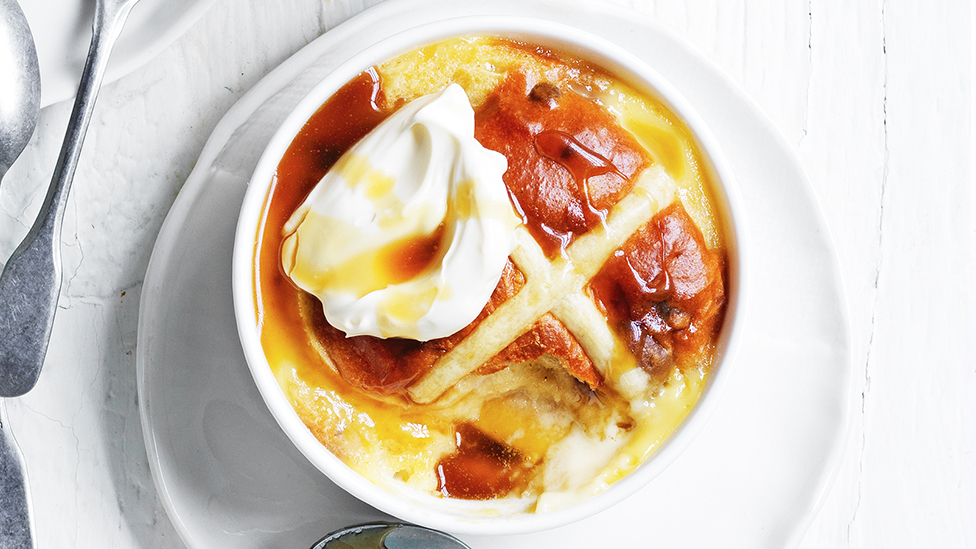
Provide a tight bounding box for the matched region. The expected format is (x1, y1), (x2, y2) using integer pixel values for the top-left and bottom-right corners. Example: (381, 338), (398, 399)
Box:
(311, 523), (469, 549)
(0, 3), (40, 547)
(0, 0), (41, 183)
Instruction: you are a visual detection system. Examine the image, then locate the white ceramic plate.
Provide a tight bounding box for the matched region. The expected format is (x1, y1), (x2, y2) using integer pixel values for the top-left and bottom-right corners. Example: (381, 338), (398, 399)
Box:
(20, 0), (218, 107)
(136, 1), (854, 548)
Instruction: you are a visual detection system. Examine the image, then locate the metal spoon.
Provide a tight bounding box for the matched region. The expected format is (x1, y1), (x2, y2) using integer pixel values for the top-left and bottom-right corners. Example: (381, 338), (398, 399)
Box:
(0, 1), (41, 546)
(310, 522), (469, 549)
(0, 0), (141, 397)
(0, 0), (40, 185)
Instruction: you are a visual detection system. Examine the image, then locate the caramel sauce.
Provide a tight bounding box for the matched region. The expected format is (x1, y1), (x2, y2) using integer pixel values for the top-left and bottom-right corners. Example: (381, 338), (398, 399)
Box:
(435, 423), (531, 500)
(475, 72), (651, 257)
(375, 223), (445, 285)
(274, 68), (386, 201)
(533, 129), (626, 226)
(590, 203), (726, 384)
(258, 69), (388, 335)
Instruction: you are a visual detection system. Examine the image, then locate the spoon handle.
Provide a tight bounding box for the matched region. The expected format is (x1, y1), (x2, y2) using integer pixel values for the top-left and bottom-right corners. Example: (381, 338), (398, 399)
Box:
(0, 0), (138, 397)
(0, 401), (35, 549)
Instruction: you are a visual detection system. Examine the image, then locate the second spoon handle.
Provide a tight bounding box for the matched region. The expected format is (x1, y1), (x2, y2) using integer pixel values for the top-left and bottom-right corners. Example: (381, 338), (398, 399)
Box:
(0, 0), (139, 397)
(0, 401), (35, 549)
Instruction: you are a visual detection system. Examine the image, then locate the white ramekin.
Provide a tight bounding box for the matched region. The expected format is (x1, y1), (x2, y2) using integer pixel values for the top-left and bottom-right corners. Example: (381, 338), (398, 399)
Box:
(232, 15), (748, 536)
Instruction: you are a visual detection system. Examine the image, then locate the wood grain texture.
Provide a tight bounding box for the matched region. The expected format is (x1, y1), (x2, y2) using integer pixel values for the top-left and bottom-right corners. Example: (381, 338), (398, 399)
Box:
(801, 0), (972, 546)
(621, 1), (971, 546)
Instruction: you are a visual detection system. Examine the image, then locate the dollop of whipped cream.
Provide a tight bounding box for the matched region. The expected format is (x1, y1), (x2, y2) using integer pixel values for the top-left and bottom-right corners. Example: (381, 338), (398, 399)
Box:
(281, 83), (518, 341)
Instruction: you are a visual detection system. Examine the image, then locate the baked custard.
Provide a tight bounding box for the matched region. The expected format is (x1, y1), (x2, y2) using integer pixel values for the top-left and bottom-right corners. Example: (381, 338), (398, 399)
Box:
(252, 36), (727, 513)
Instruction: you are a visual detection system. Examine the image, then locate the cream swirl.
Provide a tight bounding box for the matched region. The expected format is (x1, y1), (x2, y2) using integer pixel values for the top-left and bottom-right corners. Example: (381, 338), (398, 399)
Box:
(281, 84), (518, 341)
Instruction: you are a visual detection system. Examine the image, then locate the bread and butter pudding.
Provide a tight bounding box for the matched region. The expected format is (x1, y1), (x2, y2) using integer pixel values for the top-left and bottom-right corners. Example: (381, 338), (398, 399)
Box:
(249, 36), (728, 513)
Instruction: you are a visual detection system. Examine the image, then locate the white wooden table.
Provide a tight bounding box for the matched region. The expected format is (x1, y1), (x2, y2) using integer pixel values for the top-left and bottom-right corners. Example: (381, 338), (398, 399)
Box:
(1, 0), (971, 547)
